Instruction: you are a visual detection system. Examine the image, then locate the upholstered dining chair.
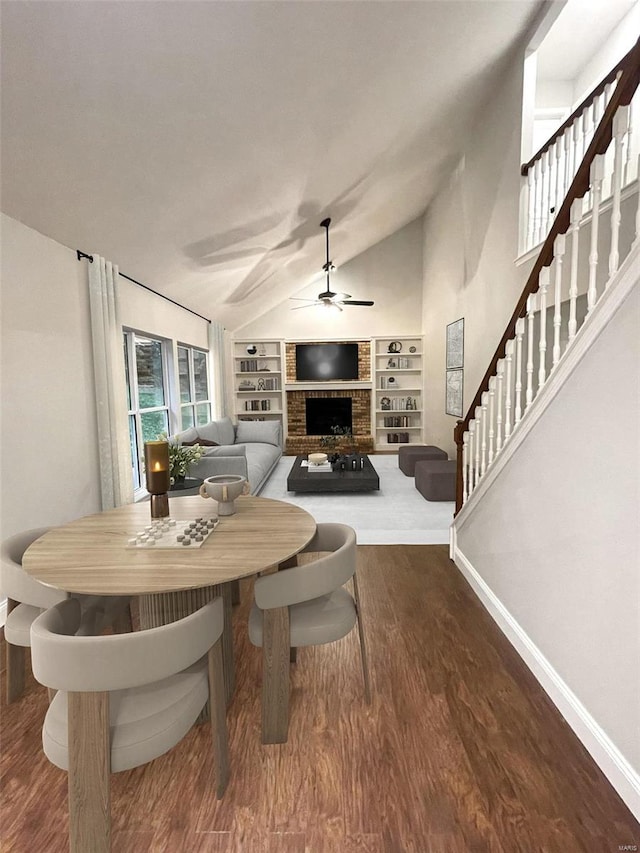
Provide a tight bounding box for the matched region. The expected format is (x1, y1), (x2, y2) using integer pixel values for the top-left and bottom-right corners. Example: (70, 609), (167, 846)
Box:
(0, 527), (132, 704)
(30, 595), (229, 853)
(248, 522), (371, 741)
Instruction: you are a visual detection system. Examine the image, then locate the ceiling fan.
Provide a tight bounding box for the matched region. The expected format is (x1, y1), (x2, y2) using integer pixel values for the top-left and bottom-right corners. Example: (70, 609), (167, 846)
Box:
(290, 217), (374, 311)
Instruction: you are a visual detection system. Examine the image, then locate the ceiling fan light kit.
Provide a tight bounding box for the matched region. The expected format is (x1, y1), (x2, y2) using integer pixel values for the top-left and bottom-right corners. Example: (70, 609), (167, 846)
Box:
(290, 217), (375, 310)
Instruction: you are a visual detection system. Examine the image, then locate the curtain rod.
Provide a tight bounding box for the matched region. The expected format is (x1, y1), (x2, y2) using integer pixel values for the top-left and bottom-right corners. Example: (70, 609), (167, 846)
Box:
(76, 250), (211, 324)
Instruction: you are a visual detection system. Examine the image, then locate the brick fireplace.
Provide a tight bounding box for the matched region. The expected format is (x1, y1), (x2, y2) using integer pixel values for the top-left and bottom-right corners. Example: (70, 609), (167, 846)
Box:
(285, 388), (373, 454)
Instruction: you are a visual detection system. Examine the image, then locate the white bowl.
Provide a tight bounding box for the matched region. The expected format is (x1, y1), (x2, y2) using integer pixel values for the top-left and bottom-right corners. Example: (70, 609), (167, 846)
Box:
(308, 452), (328, 466)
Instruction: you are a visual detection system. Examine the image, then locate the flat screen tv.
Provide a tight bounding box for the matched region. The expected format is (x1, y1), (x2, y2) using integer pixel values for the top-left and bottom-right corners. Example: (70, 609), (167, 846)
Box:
(295, 343), (359, 381)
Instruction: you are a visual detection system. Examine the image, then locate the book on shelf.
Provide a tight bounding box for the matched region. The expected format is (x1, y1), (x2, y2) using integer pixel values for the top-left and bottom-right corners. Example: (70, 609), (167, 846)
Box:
(243, 399), (272, 411)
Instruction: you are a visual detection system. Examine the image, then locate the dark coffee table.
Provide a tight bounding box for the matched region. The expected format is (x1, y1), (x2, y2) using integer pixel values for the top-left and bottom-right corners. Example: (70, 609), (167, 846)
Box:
(287, 455), (379, 493)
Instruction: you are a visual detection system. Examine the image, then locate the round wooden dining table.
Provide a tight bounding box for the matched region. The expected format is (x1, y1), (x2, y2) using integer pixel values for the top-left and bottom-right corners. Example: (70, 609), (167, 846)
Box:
(23, 494), (317, 744)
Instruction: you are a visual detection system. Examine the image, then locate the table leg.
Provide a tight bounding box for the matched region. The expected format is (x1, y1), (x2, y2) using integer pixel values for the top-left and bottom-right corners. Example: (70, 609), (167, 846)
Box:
(139, 583), (235, 709)
(261, 604), (290, 744)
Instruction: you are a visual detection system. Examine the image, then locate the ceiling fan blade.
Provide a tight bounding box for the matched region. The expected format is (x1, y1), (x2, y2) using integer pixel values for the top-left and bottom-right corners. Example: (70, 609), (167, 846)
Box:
(289, 297), (318, 302)
(290, 303), (318, 310)
(341, 300), (375, 306)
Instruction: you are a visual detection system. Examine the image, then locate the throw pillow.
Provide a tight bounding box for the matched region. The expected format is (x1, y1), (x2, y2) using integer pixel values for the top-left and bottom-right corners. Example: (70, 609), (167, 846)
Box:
(176, 427), (199, 445)
(235, 420), (280, 447)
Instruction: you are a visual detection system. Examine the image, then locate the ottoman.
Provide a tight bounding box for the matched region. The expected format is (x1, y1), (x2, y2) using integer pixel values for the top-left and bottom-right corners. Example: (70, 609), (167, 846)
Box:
(415, 460), (456, 502)
(398, 445), (448, 476)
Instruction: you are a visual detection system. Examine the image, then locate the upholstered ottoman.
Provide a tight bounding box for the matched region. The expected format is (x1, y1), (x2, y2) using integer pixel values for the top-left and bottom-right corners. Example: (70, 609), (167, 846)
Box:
(398, 445), (448, 476)
(415, 460), (456, 502)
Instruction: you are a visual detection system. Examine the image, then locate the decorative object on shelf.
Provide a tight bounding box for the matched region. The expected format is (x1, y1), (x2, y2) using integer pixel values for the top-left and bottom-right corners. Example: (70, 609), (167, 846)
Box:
(246, 344), (257, 355)
(258, 343), (266, 356)
(239, 379), (256, 390)
(380, 397), (391, 410)
(144, 440), (171, 518)
(388, 341), (402, 353)
(387, 358), (397, 369)
(289, 218), (375, 310)
(387, 376), (396, 386)
(200, 474), (248, 516)
(406, 396), (416, 410)
(446, 368), (464, 418)
(446, 318), (464, 369)
(409, 345), (417, 353)
(257, 377), (266, 391)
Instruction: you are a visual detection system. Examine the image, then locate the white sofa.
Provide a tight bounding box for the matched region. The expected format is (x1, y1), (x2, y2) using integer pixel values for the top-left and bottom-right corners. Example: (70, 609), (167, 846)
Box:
(172, 416), (282, 495)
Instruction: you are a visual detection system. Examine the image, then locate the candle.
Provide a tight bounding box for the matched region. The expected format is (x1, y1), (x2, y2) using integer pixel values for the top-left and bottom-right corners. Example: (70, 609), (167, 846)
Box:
(144, 440), (170, 495)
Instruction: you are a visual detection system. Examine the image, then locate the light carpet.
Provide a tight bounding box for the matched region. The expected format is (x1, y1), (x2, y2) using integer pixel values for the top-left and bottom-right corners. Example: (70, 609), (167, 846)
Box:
(260, 455), (454, 545)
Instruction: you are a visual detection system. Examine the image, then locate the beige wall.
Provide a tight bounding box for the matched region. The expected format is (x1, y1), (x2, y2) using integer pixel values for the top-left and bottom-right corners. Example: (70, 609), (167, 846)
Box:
(0, 214), (210, 544)
(235, 217), (424, 340)
(421, 48), (536, 457)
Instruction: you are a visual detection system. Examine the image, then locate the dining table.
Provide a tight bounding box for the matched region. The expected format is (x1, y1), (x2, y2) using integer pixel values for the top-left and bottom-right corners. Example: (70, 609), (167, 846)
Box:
(23, 493), (317, 744)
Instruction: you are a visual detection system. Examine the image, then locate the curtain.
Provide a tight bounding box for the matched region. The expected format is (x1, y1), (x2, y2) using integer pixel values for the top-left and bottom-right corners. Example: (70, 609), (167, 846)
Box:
(208, 321), (228, 418)
(88, 255), (133, 509)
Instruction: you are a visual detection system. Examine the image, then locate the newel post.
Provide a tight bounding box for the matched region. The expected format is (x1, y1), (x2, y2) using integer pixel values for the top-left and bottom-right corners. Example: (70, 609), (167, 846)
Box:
(454, 420), (465, 515)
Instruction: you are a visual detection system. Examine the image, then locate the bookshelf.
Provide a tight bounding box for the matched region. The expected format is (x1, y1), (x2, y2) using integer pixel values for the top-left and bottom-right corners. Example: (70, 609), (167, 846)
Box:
(372, 336), (423, 451)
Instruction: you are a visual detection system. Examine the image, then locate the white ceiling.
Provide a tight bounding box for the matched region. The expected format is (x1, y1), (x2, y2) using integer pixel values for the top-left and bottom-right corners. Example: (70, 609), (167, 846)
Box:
(1, 0), (544, 330)
(536, 0), (636, 80)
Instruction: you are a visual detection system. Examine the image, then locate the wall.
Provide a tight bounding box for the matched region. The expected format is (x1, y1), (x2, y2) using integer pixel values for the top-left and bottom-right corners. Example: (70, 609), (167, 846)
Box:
(421, 47), (535, 457)
(0, 213), (102, 539)
(235, 217), (424, 340)
(0, 213), (211, 547)
(454, 276), (640, 808)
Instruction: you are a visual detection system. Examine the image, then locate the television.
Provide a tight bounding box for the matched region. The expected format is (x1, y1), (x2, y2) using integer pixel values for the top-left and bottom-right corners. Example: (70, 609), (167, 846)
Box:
(295, 343), (359, 381)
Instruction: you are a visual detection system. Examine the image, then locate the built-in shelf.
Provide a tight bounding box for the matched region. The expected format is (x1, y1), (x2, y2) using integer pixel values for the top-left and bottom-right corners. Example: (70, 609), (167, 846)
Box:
(373, 336), (424, 450)
(232, 340), (285, 431)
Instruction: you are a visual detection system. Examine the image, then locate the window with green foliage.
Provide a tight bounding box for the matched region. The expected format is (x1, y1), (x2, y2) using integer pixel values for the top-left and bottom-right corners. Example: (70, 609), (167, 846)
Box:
(124, 332), (170, 490)
(177, 345), (211, 429)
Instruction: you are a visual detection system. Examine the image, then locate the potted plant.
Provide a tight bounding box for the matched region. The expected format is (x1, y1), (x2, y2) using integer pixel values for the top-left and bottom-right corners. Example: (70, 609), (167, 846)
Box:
(320, 425), (353, 458)
(158, 433), (205, 485)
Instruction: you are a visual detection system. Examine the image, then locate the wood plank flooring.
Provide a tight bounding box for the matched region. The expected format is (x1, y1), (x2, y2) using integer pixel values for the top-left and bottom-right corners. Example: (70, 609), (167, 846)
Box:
(1, 545), (638, 852)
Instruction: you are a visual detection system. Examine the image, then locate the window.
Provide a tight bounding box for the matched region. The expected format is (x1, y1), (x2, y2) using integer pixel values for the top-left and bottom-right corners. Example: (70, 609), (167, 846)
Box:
(177, 345), (212, 430)
(124, 332), (170, 490)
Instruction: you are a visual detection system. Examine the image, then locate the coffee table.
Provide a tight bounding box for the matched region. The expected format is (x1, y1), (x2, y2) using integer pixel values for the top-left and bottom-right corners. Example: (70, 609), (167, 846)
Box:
(287, 455), (380, 492)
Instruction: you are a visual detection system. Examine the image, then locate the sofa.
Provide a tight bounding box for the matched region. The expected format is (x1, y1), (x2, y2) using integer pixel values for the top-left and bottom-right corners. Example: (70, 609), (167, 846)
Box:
(172, 416), (282, 495)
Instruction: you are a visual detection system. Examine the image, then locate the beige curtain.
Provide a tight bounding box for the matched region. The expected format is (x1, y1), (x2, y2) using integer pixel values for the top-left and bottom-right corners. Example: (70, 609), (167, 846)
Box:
(88, 255), (133, 508)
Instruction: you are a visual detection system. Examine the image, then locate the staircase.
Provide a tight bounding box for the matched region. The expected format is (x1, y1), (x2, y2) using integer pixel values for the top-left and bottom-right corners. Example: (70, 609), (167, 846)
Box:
(450, 41), (640, 821)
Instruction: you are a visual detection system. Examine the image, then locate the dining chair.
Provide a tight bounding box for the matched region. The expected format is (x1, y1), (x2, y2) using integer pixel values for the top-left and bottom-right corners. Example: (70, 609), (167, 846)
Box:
(30, 595), (229, 853)
(248, 522), (371, 742)
(0, 528), (132, 704)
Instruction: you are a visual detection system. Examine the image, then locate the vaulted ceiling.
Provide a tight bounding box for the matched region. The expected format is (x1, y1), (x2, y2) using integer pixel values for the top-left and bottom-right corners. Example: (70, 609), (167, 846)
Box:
(1, 0), (546, 329)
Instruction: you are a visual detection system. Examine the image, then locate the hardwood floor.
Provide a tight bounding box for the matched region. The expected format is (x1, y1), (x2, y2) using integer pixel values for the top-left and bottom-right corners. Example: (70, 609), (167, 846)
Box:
(1, 545), (638, 852)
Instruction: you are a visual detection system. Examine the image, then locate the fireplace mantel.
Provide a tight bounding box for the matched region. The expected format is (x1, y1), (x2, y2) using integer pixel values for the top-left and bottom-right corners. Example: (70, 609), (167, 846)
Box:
(285, 381), (372, 391)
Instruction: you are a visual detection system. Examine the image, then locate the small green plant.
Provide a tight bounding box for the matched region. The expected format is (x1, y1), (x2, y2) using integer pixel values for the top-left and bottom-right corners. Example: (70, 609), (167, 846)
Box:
(319, 425), (352, 451)
(158, 433), (205, 483)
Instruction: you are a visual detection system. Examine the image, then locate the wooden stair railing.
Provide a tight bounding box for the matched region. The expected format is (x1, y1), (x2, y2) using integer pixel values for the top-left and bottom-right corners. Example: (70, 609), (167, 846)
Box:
(521, 41), (640, 251)
(454, 37), (640, 515)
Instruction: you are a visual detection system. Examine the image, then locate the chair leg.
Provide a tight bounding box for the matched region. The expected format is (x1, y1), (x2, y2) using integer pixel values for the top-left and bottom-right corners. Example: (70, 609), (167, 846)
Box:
(261, 605), (290, 744)
(6, 641), (26, 704)
(352, 572), (372, 704)
(208, 638), (230, 799)
(220, 583), (235, 705)
(68, 691), (111, 853)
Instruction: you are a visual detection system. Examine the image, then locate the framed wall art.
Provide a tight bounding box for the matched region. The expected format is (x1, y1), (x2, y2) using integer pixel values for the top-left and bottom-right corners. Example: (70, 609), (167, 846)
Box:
(446, 369), (463, 418)
(446, 318), (464, 369)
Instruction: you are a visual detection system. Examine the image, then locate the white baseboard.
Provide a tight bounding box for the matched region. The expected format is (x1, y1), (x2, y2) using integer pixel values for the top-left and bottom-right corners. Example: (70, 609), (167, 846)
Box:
(452, 543), (640, 822)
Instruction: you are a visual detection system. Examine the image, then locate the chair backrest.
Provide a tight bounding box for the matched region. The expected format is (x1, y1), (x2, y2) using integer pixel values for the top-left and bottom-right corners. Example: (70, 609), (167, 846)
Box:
(31, 596), (224, 693)
(0, 527), (66, 609)
(254, 523), (356, 610)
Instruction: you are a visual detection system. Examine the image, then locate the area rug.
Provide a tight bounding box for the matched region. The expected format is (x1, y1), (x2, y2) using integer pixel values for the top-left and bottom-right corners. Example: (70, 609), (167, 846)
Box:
(259, 455), (454, 545)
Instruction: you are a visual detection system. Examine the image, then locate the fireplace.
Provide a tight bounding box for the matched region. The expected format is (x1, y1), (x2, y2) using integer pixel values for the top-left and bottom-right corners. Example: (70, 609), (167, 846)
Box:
(286, 388), (373, 454)
(305, 397), (352, 435)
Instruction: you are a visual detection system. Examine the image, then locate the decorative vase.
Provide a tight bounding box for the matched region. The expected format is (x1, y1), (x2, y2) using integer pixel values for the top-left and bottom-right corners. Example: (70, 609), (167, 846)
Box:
(200, 474), (247, 516)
